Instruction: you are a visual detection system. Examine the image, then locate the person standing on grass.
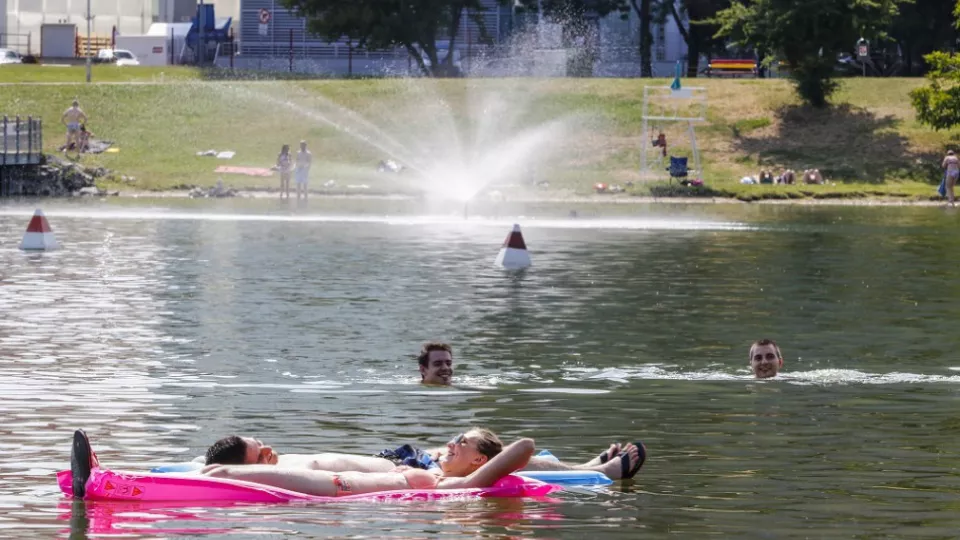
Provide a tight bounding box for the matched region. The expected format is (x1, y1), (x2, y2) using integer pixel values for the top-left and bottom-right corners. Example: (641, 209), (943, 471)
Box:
(294, 140), (312, 201)
(277, 144), (292, 199)
(61, 100), (87, 152)
(942, 150), (959, 206)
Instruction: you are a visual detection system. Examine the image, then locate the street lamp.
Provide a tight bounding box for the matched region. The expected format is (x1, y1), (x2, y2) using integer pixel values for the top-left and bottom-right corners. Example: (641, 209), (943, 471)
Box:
(85, 0), (92, 83)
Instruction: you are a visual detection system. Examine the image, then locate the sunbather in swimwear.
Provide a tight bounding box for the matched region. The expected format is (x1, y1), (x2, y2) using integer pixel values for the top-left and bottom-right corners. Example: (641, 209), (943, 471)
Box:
(203, 428), (646, 480)
(201, 436), (536, 495)
(70, 428), (533, 497)
(70, 428), (645, 499)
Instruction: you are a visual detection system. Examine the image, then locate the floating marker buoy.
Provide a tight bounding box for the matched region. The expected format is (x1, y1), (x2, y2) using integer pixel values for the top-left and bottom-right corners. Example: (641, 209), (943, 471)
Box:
(495, 223), (531, 270)
(19, 208), (59, 251)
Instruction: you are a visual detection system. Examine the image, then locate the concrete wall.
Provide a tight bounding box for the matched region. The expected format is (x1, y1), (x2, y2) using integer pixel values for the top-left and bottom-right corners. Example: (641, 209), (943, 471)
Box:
(0, 0), (7, 50)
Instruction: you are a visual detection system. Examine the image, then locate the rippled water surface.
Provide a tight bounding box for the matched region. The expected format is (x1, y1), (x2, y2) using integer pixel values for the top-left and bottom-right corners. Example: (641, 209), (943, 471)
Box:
(1, 198), (959, 539)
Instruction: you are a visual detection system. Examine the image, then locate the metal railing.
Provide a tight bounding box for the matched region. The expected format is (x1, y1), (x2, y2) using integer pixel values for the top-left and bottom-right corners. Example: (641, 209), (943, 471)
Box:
(1, 116), (43, 166)
(0, 33), (33, 55)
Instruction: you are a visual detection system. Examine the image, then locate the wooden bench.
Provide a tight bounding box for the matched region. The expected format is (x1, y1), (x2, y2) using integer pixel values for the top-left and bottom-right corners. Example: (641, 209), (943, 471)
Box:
(705, 59), (757, 78)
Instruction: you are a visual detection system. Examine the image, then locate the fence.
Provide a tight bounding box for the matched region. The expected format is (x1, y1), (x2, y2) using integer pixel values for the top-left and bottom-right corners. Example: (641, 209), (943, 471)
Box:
(0, 33), (33, 55)
(0, 116), (43, 197)
(221, 42), (699, 78)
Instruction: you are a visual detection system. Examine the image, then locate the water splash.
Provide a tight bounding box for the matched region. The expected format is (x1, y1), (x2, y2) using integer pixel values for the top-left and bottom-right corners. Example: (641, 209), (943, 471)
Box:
(223, 78), (583, 202)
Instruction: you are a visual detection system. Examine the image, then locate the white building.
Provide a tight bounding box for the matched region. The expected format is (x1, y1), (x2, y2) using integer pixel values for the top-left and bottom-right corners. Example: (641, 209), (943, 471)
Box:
(0, 0), (239, 55)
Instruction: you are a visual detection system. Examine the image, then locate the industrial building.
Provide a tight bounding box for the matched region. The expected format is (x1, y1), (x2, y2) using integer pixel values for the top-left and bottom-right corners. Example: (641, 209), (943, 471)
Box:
(0, 0), (239, 57)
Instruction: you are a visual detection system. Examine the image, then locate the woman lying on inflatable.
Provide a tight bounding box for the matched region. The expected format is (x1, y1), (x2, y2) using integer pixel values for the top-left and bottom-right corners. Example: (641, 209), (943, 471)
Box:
(202, 429), (645, 482)
(203, 430), (534, 496)
(199, 428), (643, 497)
(68, 429), (645, 501)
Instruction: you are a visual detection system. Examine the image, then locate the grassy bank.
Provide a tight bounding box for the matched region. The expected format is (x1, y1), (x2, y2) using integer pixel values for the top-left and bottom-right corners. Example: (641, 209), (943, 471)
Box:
(0, 65), (950, 201)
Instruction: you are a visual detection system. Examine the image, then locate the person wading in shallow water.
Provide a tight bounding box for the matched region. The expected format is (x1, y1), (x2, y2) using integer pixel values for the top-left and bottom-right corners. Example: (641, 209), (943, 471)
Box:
(294, 140), (312, 201)
(276, 144), (293, 199)
(942, 150), (960, 206)
(749, 339), (784, 379)
(418, 341), (454, 386)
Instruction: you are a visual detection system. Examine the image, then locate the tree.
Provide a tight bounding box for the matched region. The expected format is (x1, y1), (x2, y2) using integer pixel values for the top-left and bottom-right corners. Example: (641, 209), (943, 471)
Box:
(514, 0), (630, 76)
(715, 0), (902, 107)
(279, 0), (505, 76)
(889, 0), (957, 76)
(666, 0), (730, 78)
(627, 0), (654, 77)
(911, 52), (960, 130)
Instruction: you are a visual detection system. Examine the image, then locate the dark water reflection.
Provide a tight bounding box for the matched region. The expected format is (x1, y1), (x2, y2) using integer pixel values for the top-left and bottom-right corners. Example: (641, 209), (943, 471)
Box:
(1, 199), (959, 539)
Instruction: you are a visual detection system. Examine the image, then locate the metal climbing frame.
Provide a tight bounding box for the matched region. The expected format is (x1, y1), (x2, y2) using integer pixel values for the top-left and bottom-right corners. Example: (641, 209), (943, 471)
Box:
(639, 86), (707, 182)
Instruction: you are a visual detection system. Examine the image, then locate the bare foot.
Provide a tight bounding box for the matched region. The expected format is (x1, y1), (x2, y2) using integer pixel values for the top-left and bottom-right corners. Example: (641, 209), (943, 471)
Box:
(584, 442), (621, 467)
(600, 443), (643, 480)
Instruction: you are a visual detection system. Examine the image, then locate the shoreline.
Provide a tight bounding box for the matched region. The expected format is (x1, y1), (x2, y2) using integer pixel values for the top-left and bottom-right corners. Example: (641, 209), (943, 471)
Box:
(108, 188), (950, 207)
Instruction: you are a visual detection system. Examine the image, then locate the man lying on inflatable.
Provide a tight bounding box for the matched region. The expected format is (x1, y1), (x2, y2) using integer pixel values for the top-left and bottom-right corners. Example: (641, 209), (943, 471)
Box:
(204, 428), (645, 482)
(68, 428), (645, 500)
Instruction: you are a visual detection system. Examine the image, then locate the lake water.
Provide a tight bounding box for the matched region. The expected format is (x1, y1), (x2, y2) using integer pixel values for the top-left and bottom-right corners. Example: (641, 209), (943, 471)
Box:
(1, 197), (958, 539)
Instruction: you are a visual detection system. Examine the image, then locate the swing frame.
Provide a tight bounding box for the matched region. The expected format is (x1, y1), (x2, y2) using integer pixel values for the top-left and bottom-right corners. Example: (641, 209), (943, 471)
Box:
(639, 86), (707, 183)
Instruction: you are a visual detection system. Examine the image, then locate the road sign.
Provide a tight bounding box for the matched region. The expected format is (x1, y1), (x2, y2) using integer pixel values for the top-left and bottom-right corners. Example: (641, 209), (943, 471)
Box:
(259, 8), (271, 24)
(258, 23), (268, 37)
(857, 45), (868, 57)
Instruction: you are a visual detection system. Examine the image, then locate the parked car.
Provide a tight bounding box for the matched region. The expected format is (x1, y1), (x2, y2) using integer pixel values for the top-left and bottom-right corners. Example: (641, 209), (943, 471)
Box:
(0, 49), (23, 65)
(96, 49), (140, 66)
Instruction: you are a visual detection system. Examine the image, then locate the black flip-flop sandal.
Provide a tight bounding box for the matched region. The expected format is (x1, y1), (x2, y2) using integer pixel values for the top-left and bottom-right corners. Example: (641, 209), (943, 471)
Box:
(70, 429), (93, 499)
(619, 441), (647, 480)
(598, 443), (620, 464)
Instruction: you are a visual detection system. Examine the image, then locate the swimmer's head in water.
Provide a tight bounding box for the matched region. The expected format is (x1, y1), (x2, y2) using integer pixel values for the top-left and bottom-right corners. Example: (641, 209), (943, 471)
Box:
(205, 435), (277, 465)
(418, 342), (453, 385)
(439, 427), (502, 476)
(749, 339), (783, 379)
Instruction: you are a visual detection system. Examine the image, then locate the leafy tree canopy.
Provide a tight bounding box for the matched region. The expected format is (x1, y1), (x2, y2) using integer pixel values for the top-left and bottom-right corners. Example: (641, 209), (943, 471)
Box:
(715, 0), (901, 107)
(280, 0), (505, 76)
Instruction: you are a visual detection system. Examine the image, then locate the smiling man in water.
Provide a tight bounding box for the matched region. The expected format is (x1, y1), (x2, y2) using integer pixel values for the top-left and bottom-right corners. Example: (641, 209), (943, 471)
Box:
(749, 339), (783, 378)
(419, 341), (453, 385)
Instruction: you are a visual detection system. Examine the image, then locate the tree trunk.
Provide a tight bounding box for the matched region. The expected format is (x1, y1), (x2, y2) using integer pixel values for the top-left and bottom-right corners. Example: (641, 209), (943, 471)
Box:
(640, 0), (652, 77)
(629, 0), (652, 77)
(686, 20), (700, 77)
(444, 4), (464, 66)
(664, 0), (695, 77)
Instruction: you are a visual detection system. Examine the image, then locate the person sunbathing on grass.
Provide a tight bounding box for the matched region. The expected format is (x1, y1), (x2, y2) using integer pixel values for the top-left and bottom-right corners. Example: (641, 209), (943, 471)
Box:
(202, 428), (646, 482)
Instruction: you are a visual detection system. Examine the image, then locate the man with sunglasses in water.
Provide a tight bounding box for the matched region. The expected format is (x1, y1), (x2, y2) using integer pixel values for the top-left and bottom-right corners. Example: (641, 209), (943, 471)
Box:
(202, 428), (646, 481)
(749, 339), (784, 379)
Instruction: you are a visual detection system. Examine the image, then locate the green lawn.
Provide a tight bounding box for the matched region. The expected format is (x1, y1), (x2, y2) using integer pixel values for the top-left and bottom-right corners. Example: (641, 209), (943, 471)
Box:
(0, 67), (951, 200)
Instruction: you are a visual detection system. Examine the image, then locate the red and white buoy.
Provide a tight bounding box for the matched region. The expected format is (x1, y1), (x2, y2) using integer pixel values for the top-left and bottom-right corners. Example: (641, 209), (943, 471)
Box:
(495, 223), (531, 270)
(19, 208), (59, 251)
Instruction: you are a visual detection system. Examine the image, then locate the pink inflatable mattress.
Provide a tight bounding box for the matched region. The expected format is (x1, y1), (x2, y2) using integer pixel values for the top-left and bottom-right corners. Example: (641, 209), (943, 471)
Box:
(58, 468), (560, 503)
